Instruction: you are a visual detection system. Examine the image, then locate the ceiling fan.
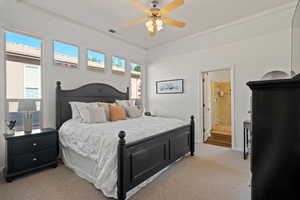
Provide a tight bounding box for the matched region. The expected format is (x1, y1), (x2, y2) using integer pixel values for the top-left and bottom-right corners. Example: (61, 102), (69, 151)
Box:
(123, 0), (186, 36)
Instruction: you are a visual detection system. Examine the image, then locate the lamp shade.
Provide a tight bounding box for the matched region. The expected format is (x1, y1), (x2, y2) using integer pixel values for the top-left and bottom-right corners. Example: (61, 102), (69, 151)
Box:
(18, 100), (37, 112)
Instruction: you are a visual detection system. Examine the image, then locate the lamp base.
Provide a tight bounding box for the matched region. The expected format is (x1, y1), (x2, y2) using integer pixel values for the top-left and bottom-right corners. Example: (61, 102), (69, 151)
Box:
(23, 112), (33, 133)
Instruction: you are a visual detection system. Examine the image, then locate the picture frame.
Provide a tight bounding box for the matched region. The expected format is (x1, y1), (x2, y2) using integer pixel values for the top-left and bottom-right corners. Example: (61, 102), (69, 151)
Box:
(156, 79), (184, 94)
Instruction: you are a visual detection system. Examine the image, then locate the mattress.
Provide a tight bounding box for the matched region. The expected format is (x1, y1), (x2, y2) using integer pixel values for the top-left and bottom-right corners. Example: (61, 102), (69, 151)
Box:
(59, 116), (186, 199)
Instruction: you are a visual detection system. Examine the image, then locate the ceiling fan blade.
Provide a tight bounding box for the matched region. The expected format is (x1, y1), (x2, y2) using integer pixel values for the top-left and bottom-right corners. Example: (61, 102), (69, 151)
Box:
(163, 18), (186, 27)
(122, 18), (146, 27)
(130, 0), (152, 15)
(159, 0), (184, 15)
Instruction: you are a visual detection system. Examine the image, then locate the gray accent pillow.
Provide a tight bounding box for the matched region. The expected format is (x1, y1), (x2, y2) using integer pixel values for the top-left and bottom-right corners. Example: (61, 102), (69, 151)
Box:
(126, 106), (143, 118)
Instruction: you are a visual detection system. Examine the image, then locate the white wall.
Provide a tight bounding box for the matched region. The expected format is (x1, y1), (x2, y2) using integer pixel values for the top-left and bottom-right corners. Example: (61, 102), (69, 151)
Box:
(147, 4), (295, 151)
(0, 0), (146, 170)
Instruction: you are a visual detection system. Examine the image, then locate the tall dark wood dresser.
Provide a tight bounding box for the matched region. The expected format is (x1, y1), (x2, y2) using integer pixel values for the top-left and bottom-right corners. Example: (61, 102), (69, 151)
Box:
(247, 78), (300, 200)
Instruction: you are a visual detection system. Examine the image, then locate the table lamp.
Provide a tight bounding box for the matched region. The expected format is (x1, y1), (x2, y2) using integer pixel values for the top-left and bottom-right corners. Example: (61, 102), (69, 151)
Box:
(18, 100), (37, 133)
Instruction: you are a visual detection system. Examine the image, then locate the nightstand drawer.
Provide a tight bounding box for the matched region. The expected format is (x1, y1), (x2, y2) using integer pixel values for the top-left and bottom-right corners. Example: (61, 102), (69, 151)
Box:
(32, 134), (57, 152)
(9, 148), (57, 173)
(8, 133), (57, 155)
(10, 153), (37, 172)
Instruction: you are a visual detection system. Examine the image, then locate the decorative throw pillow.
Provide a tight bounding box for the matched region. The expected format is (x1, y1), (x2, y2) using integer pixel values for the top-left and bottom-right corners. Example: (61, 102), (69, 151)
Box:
(126, 106), (143, 118)
(87, 106), (107, 123)
(70, 102), (98, 122)
(116, 100), (135, 108)
(109, 105), (127, 122)
(69, 102), (81, 120)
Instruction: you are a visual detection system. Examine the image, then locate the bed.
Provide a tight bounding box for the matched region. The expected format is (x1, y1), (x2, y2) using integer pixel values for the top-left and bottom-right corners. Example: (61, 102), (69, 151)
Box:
(56, 81), (195, 200)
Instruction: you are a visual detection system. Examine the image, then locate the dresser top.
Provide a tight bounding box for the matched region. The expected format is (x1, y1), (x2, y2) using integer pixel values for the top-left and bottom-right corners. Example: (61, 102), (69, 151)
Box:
(4, 128), (57, 139)
(247, 78), (300, 89)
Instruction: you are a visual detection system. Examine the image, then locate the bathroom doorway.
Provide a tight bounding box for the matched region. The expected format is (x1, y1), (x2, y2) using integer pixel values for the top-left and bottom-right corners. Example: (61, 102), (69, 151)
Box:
(202, 69), (233, 148)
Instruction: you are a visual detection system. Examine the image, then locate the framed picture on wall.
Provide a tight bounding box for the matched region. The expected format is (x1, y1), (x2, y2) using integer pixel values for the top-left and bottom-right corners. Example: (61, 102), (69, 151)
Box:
(156, 79), (184, 94)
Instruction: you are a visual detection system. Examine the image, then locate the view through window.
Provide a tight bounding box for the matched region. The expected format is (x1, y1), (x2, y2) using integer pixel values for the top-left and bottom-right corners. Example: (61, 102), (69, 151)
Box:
(5, 31), (42, 131)
(53, 41), (79, 67)
(112, 56), (126, 73)
(87, 49), (105, 70)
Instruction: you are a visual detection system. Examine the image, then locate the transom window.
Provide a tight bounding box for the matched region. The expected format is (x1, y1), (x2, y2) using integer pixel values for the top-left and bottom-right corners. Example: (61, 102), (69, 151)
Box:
(87, 49), (105, 70)
(112, 56), (126, 73)
(130, 63), (141, 75)
(53, 41), (79, 67)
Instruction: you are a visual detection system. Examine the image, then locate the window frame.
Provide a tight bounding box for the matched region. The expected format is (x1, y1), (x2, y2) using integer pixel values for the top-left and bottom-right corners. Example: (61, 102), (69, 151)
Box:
(3, 29), (44, 130)
(52, 40), (80, 68)
(86, 48), (106, 72)
(129, 62), (143, 99)
(111, 55), (127, 74)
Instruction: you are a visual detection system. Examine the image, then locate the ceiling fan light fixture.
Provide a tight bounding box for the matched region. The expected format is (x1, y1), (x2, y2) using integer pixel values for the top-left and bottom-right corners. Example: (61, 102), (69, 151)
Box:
(124, 0), (185, 36)
(145, 19), (155, 32)
(145, 17), (163, 33)
(156, 18), (163, 31)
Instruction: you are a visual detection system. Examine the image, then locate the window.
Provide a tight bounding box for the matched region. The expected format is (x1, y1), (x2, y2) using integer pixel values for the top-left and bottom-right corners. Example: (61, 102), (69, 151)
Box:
(5, 31), (42, 131)
(112, 56), (126, 73)
(24, 65), (41, 98)
(87, 49), (105, 70)
(25, 88), (39, 98)
(130, 63), (142, 99)
(53, 41), (79, 67)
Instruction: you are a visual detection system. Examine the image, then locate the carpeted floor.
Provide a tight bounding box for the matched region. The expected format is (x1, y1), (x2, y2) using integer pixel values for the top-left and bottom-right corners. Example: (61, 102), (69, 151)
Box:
(0, 143), (250, 200)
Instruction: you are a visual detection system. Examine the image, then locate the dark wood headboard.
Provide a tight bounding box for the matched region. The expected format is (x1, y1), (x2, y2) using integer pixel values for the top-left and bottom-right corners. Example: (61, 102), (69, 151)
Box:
(56, 81), (129, 129)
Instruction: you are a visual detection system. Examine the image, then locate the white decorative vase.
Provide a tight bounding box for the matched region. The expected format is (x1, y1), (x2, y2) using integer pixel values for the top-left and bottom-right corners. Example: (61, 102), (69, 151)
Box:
(24, 112), (33, 133)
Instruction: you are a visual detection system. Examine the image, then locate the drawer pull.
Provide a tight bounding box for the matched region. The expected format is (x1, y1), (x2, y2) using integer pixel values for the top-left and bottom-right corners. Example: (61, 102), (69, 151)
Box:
(33, 158), (38, 161)
(32, 142), (38, 146)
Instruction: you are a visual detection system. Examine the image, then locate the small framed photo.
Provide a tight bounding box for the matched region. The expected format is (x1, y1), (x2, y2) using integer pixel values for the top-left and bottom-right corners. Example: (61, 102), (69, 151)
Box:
(156, 79), (184, 94)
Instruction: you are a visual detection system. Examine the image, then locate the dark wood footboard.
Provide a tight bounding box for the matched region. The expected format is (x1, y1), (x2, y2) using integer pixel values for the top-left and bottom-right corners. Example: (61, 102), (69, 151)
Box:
(118, 116), (195, 200)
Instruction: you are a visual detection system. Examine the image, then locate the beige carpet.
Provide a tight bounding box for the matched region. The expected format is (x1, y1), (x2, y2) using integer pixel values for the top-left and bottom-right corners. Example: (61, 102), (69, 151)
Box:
(0, 143), (250, 200)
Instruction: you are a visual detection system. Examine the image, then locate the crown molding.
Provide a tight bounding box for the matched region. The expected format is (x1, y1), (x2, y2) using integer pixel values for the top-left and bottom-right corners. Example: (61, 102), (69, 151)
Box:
(147, 1), (298, 50)
(19, 0), (147, 50)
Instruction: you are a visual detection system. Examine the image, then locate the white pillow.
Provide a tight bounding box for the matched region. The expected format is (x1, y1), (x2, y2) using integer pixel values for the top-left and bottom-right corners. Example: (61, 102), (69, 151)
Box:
(126, 106), (143, 118)
(69, 102), (98, 122)
(86, 106), (107, 123)
(69, 102), (81, 120)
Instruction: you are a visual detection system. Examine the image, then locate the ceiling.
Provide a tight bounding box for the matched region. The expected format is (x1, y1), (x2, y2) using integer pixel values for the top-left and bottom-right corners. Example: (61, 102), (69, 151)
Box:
(23, 0), (295, 49)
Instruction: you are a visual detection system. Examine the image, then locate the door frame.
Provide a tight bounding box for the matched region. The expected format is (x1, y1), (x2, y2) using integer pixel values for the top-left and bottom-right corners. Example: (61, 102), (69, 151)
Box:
(200, 66), (236, 149)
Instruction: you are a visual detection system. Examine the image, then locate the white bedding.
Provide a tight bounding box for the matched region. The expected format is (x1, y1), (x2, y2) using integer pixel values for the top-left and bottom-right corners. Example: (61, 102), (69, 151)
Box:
(59, 116), (186, 199)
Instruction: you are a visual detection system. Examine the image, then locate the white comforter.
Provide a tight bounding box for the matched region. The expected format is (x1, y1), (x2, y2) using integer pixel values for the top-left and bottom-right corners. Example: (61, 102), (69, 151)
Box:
(59, 116), (186, 198)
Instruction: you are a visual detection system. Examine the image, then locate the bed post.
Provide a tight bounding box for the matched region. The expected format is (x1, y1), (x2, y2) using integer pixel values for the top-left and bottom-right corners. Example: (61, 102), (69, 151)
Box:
(126, 87), (130, 100)
(118, 131), (126, 200)
(190, 115), (195, 156)
(56, 81), (62, 130)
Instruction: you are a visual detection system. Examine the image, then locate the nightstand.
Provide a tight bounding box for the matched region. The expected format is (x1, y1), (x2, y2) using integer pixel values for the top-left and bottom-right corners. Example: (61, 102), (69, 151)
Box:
(4, 128), (58, 182)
